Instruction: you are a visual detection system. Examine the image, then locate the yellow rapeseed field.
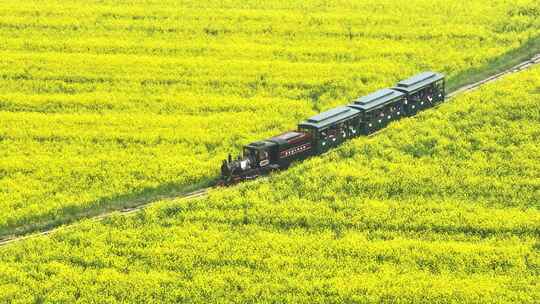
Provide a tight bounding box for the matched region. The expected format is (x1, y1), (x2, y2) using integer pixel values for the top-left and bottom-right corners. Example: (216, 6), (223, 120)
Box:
(1, 63), (538, 303)
(0, 0), (539, 237)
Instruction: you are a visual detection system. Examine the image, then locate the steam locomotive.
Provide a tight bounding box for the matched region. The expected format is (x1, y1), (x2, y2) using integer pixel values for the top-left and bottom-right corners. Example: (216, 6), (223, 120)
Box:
(219, 72), (445, 185)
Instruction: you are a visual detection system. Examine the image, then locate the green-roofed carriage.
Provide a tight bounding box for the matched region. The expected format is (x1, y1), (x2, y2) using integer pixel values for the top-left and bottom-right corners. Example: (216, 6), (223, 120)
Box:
(392, 71), (445, 115)
(348, 88), (407, 134)
(298, 106), (361, 154)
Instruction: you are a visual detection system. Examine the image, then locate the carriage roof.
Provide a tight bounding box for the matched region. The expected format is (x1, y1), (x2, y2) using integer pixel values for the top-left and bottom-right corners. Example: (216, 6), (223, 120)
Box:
(348, 88), (405, 111)
(298, 106), (361, 130)
(392, 71), (445, 93)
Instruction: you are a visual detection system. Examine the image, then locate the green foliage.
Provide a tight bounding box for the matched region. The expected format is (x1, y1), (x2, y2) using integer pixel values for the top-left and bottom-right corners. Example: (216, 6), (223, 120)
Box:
(1, 61), (539, 303)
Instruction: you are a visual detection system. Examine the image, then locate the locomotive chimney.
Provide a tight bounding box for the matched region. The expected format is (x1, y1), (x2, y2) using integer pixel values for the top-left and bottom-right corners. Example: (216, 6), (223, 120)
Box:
(228, 154), (232, 163)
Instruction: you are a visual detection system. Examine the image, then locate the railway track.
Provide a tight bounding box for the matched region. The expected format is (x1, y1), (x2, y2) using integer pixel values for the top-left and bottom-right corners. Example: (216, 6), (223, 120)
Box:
(447, 53), (540, 99)
(1, 52), (539, 248)
(0, 188), (210, 247)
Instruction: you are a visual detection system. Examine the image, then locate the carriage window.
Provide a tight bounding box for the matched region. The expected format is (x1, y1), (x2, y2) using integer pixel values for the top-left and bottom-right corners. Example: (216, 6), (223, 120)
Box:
(300, 127), (314, 137)
(365, 112), (372, 119)
(436, 80), (444, 92)
(257, 150), (268, 160)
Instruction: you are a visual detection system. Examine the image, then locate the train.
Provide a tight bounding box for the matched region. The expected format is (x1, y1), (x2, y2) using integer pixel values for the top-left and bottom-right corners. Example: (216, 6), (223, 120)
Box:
(219, 71), (445, 185)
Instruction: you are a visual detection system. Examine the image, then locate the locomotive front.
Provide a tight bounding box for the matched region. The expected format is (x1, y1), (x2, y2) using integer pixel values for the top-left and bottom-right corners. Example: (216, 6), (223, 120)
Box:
(219, 131), (313, 185)
(219, 141), (277, 185)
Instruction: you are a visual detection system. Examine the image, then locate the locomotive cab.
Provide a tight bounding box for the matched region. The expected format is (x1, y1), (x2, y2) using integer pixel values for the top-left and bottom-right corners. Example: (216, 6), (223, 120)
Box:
(243, 141), (277, 168)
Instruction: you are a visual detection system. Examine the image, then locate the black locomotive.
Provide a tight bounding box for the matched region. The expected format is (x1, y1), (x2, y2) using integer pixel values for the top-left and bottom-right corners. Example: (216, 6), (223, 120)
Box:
(219, 72), (445, 185)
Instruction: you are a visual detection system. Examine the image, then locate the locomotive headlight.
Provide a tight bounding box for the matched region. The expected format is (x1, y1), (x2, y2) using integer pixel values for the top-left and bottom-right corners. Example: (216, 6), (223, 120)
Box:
(240, 159), (250, 170)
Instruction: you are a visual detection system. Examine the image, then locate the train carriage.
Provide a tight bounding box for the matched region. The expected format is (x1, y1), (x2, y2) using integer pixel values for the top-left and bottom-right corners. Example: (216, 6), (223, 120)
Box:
(392, 71), (445, 115)
(348, 88), (406, 135)
(298, 106), (361, 154)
